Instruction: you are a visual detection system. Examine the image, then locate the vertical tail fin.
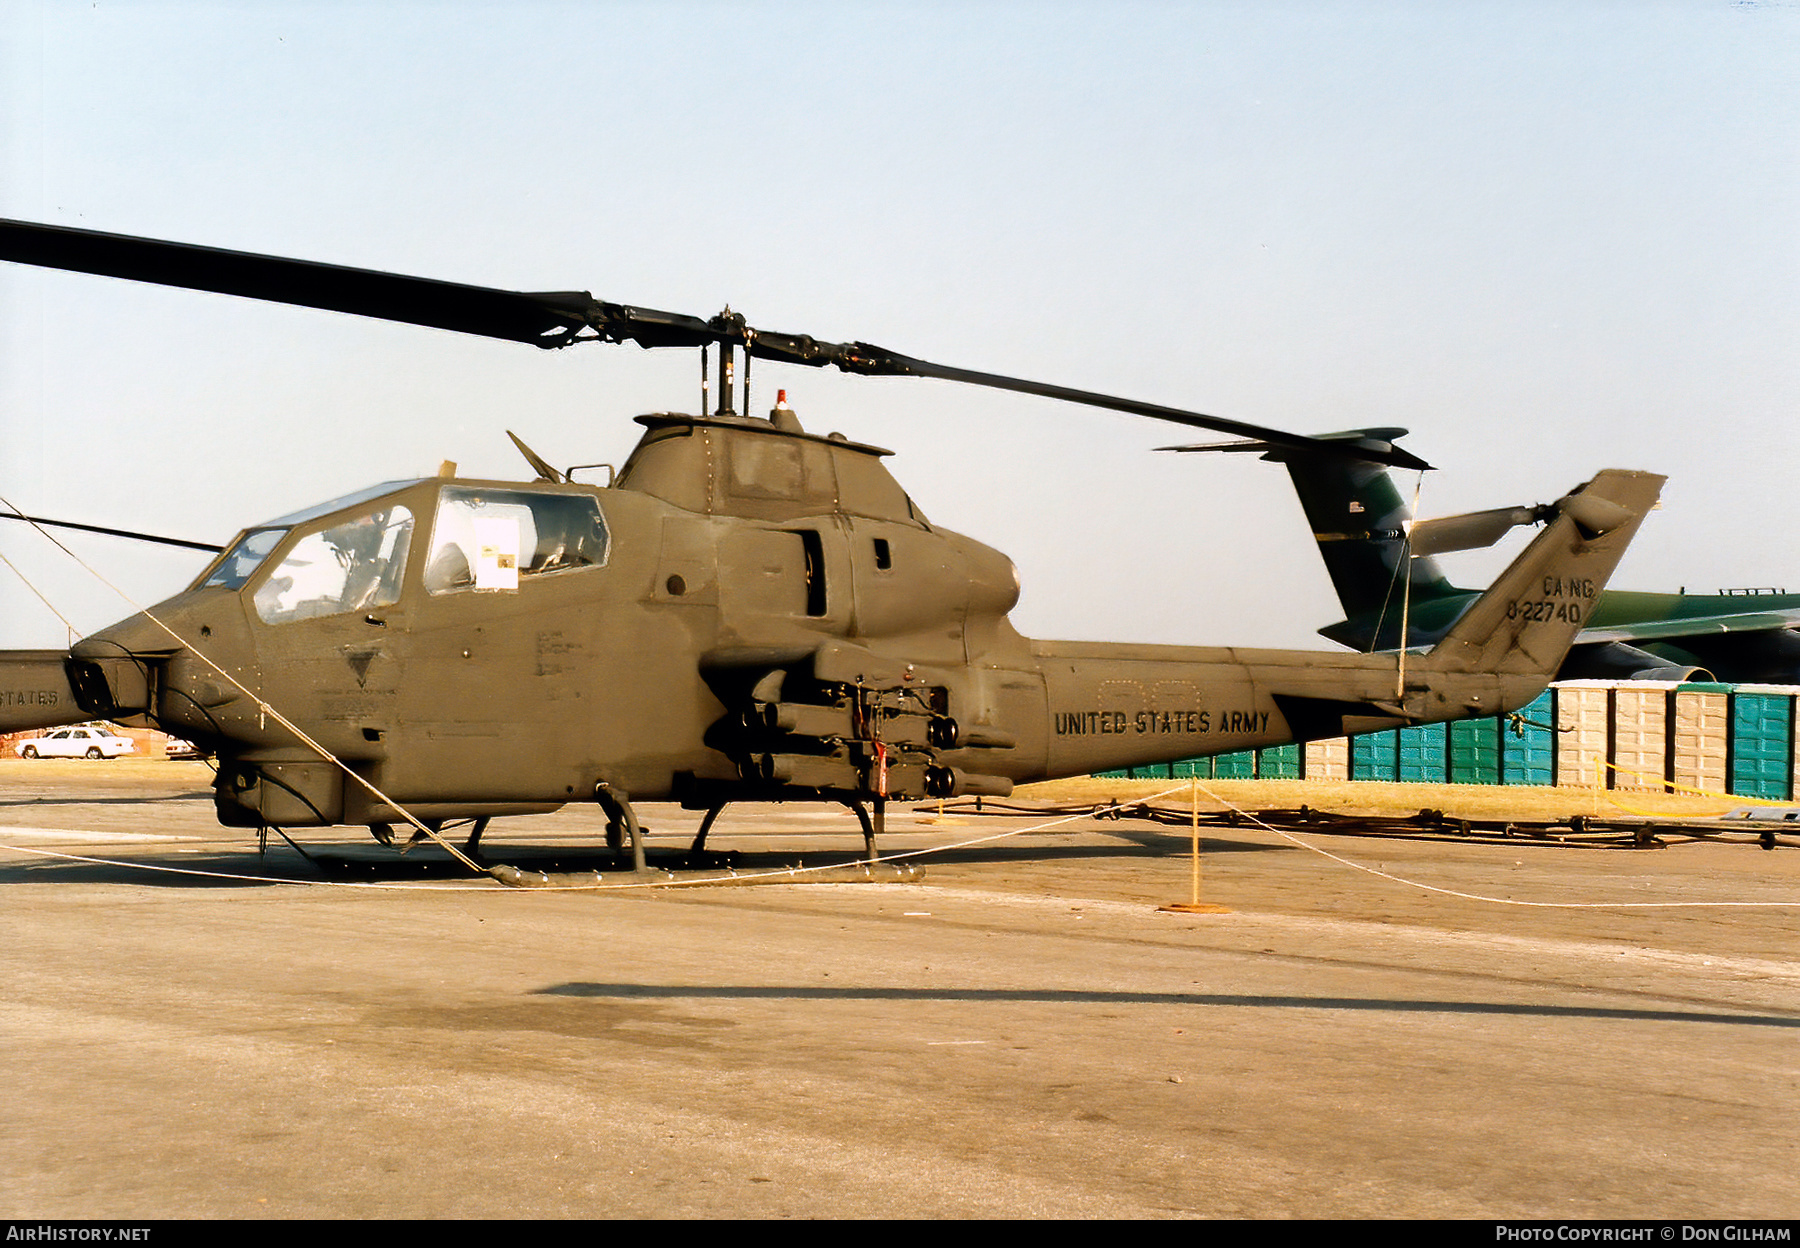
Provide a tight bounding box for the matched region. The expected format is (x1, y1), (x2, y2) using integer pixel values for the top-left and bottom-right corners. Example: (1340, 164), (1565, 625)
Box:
(1273, 441), (1464, 623)
(1160, 428), (1465, 649)
(1425, 469), (1665, 677)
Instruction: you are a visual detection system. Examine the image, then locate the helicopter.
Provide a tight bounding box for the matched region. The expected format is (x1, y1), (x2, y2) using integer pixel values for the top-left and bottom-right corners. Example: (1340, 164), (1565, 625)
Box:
(0, 219), (1663, 870)
(1164, 428), (1800, 683)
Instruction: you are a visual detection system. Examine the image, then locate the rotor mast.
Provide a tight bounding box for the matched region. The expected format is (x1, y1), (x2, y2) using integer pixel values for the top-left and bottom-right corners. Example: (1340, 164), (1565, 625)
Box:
(710, 307), (744, 417)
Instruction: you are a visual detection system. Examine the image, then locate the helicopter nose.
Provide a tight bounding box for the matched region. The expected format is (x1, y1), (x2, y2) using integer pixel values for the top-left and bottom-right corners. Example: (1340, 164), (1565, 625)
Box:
(67, 637), (160, 721)
(68, 608), (195, 720)
(71, 609), (183, 662)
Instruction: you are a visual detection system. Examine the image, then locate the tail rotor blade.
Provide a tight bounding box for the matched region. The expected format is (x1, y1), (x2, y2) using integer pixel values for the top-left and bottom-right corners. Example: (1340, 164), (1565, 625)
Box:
(1409, 505), (1551, 557)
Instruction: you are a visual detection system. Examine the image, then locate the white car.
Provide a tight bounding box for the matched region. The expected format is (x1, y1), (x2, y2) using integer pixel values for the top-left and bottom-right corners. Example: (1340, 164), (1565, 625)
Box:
(15, 726), (138, 760)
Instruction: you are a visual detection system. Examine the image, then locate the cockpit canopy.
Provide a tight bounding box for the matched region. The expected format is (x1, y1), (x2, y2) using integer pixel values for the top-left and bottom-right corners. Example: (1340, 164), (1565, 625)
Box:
(199, 480), (416, 593)
(193, 481), (611, 624)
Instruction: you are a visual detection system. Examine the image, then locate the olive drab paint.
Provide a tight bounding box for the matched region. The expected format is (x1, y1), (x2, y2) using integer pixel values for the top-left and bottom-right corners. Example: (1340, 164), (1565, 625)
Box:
(21, 411), (1661, 840)
(0, 218), (1665, 854)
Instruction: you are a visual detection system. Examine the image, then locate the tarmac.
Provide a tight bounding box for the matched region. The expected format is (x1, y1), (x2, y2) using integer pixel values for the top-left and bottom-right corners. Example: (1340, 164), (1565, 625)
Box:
(2, 761), (1796, 1219)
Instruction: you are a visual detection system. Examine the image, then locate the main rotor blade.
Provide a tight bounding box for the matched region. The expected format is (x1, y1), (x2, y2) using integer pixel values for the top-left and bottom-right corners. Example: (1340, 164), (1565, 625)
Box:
(747, 342), (1432, 470)
(0, 218), (1431, 469)
(0, 511), (222, 553)
(0, 218), (618, 346)
(740, 331), (1430, 469)
(1152, 427), (1413, 457)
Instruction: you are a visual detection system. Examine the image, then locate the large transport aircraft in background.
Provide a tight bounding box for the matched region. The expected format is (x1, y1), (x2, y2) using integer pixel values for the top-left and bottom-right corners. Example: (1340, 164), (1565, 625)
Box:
(1166, 428), (1800, 685)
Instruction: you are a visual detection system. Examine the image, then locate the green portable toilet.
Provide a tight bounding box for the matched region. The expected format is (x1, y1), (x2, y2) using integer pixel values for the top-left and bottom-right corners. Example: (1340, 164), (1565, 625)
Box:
(1729, 687), (1795, 800)
(1212, 749), (1256, 779)
(1256, 743), (1301, 779)
(1397, 723), (1447, 783)
(1350, 729), (1399, 781)
(1449, 716), (1502, 785)
(1501, 690), (1555, 786)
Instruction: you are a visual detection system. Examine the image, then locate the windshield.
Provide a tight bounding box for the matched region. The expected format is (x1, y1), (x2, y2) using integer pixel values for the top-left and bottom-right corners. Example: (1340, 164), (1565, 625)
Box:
(191, 481), (423, 592)
(199, 528), (288, 590)
(254, 504), (416, 624)
(188, 481), (605, 612)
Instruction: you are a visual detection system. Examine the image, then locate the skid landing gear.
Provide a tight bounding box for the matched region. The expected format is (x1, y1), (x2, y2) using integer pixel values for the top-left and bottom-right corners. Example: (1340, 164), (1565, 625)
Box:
(465, 817), (490, 854)
(679, 804), (743, 870)
(691, 803), (724, 855)
(844, 796), (885, 864)
(595, 783), (647, 873)
(687, 797), (887, 867)
(368, 818), (446, 849)
(697, 797), (886, 863)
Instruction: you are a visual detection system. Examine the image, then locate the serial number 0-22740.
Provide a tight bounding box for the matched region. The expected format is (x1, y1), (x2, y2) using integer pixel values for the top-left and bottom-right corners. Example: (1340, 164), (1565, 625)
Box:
(1507, 599), (1584, 623)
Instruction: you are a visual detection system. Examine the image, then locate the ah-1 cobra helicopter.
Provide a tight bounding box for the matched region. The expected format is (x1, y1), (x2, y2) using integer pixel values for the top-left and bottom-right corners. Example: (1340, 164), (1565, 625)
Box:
(0, 219), (1663, 870)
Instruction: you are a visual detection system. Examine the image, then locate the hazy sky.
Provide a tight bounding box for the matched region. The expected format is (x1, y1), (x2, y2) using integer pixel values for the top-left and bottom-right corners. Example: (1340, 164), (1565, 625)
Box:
(2, 0), (1796, 651)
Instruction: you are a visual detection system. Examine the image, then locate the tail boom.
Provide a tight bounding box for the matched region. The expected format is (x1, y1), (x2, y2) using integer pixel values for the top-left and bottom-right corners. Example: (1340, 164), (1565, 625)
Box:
(1027, 469), (1664, 779)
(0, 651), (88, 734)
